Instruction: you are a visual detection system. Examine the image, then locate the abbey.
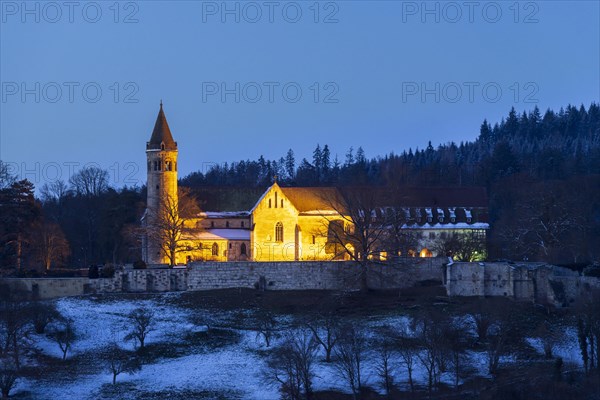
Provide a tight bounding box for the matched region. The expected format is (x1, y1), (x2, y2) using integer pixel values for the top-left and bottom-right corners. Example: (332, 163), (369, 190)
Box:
(142, 104), (489, 265)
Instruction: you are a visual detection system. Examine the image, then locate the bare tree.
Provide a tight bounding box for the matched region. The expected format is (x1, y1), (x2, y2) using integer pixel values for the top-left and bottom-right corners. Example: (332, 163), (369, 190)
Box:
(0, 285), (30, 368)
(146, 188), (201, 267)
(485, 316), (514, 376)
(395, 334), (418, 392)
(69, 166), (109, 197)
(319, 188), (399, 291)
(304, 306), (340, 363)
(0, 356), (18, 399)
(0, 162), (16, 190)
(413, 311), (447, 392)
(534, 320), (563, 359)
(374, 327), (396, 397)
(39, 180), (69, 204)
(495, 181), (588, 263)
(333, 325), (369, 399)
(32, 219), (70, 271)
(30, 301), (59, 334)
(575, 288), (600, 373)
(442, 317), (472, 389)
(266, 330), (319, 400)
(469, 300), (496, 343)
(105, 341), (142, 384)
(124, 308), (154, 350)
(255, 310), (277, 348)
(48, 318), (76, 360)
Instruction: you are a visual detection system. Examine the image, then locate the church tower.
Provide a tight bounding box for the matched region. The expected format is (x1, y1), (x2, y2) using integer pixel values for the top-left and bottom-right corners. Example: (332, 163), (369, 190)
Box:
(143, 102), (178, 265)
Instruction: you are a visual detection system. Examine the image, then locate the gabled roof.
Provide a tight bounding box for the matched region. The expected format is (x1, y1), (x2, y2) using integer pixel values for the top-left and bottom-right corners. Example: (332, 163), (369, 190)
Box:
(259, 185), (488, 214)
(147, 102), (177, 151)
(279, 187), (341, 212)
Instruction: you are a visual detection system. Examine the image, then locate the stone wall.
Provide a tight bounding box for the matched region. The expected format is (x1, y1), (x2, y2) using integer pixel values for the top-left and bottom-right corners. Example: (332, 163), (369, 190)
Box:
(0, 278), (93, 299)
(1, 258), (445, 299)
(187, 258), (443, 291)
(445, 261), (598, 306)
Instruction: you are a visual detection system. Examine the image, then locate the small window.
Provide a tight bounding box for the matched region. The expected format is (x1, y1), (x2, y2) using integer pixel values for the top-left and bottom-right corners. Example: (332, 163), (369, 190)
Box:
(241, 221), (245, 228)
(312, 235), (316, 245)
(275, 192), (278, 208)
(240, 243), (247, 255)
(155, 185), (159, 190)
(281, 199), (284, 208)
(269, 199), (272, 208)
(226, 221), (230, 228)
(161, 143), (165, 150)
(212, 243), (219, 256)
(229, 243), (232, 249)
(275, 222), (283, 242)
(210, 221), (215, 228)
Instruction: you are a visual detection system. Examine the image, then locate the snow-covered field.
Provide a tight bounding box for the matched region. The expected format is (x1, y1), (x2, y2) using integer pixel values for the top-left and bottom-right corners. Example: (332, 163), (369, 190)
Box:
(11, 294), (582, 399)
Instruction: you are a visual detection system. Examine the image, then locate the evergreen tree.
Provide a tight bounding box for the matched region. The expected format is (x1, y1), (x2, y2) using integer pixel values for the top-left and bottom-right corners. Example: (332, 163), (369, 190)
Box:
(285, 149), (296, 181)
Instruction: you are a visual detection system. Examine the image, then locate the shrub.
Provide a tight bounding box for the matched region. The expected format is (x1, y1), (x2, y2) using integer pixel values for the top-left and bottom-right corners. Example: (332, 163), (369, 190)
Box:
(88, 265), (99, 279)
(582, 264), (600, 278)
(100, 264), (115, 278)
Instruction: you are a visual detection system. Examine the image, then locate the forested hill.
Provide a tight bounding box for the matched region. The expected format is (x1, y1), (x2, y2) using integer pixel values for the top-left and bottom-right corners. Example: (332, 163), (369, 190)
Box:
(180, 103), (600, 189)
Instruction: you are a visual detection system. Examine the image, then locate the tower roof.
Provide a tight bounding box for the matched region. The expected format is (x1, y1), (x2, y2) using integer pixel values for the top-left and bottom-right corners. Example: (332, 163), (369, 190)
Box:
(147, 102), (177, 151)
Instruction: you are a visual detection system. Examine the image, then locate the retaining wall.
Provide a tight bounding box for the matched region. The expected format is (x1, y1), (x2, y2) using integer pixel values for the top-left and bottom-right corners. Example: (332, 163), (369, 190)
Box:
(0, 258), (445, 299)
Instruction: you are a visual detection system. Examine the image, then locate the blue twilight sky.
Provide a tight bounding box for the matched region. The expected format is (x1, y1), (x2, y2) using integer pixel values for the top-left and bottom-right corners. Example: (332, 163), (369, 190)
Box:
(1, 0), (599, 188)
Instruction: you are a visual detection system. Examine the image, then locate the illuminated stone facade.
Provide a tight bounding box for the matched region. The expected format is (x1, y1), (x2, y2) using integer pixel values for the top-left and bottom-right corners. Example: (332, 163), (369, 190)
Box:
(142, 105), (489, 265)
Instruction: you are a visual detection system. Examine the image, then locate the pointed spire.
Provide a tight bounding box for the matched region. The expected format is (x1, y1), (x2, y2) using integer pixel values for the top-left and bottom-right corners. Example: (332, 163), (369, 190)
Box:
(147, 102), (177, 151)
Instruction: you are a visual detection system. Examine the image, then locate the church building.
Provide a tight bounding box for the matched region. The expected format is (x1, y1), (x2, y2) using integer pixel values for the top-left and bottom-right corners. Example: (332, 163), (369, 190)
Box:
(141, 104), (489, 265)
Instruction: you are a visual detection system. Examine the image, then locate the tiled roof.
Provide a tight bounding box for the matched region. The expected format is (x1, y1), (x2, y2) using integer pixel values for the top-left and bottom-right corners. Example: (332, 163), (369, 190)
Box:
(147, 103), (177, 151)
(280, 187), (342, 212)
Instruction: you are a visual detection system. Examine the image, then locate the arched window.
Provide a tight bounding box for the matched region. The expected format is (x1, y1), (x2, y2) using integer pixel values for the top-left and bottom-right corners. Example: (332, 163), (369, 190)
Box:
(212, 243), (219, 256)
(240, 243), (247, 255)
(275, 222), (283, 242)
(161, 143), (165, 150)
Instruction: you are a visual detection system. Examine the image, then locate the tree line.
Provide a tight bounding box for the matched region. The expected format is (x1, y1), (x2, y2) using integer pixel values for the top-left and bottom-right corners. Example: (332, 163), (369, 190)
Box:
(1, 102), (598, 271)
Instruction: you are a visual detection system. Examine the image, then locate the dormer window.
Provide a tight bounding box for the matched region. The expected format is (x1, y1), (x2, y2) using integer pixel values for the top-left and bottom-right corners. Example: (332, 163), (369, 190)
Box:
(425, 208), (433, 223)
(465, 208), (473, 223)
(161, 142), (165, 150)
(437, 208), (444, 223)
(449, 207), (456, 223)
